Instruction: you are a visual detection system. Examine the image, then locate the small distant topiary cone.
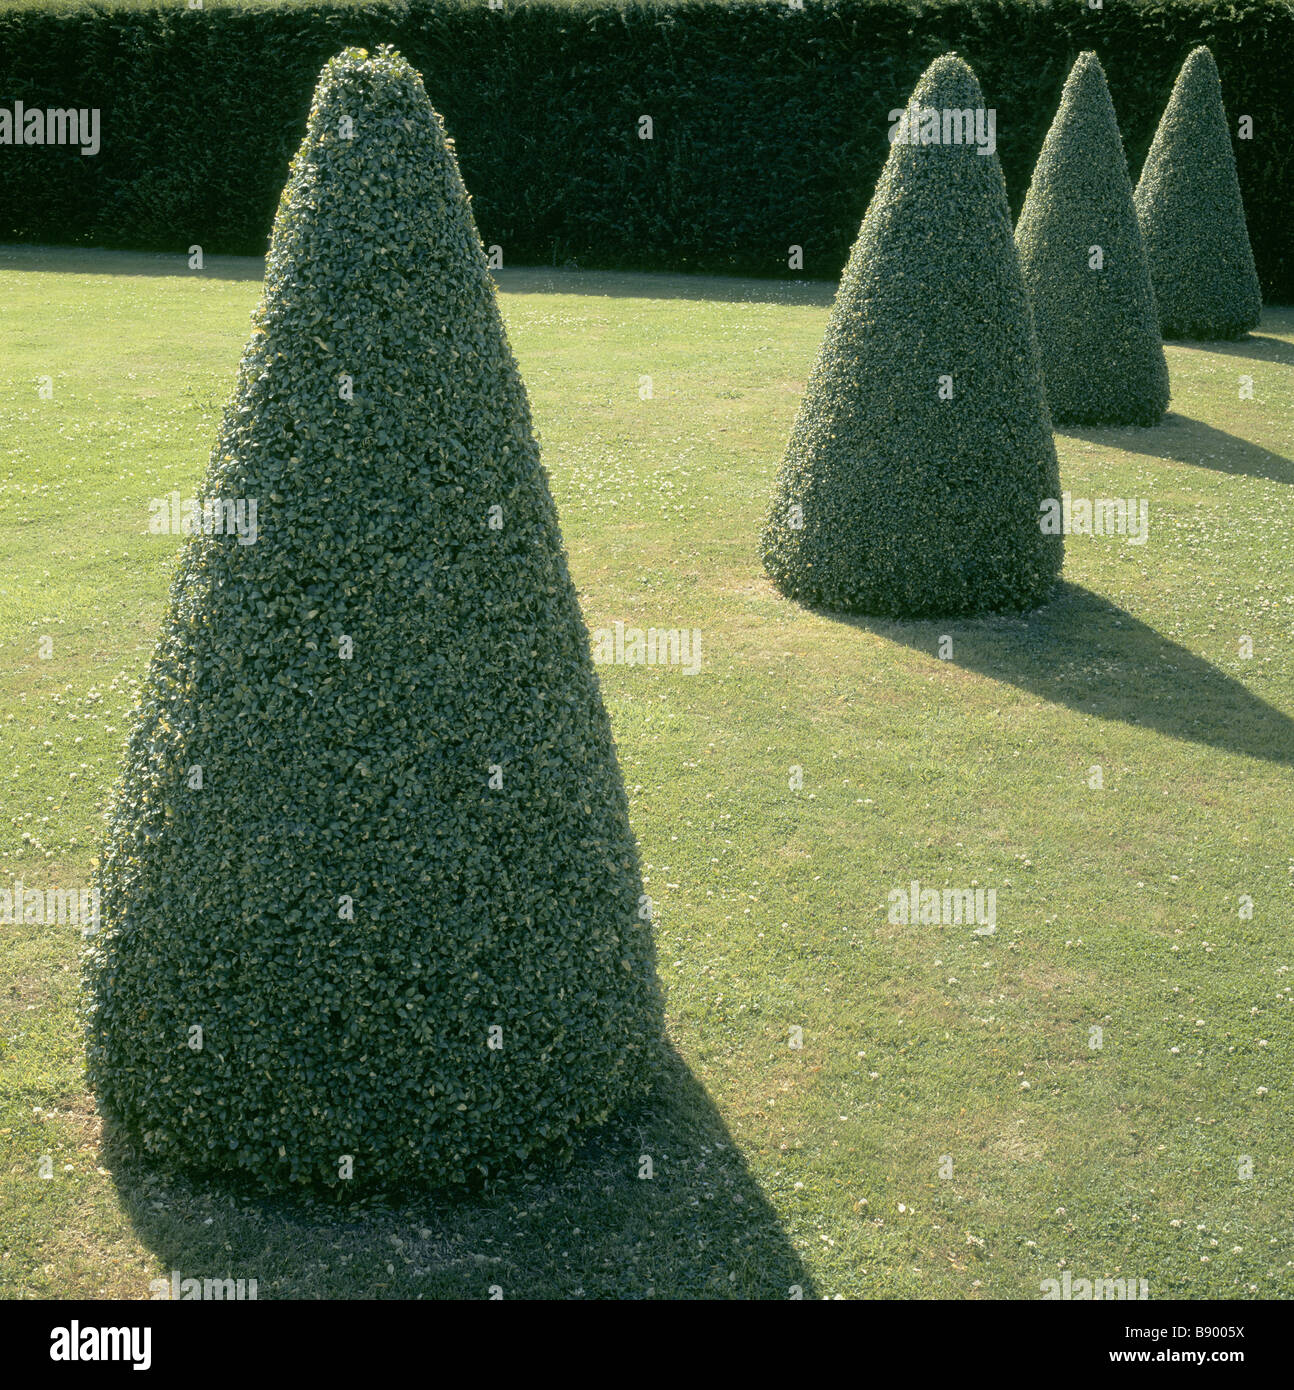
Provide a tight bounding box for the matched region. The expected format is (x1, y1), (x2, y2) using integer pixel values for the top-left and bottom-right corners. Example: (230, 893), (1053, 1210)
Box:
(762, 53), (1062, 619)
(85, 48), (663, 1189)
(1015, 52), (1169, 427)
(1134, 45), (1262, 340)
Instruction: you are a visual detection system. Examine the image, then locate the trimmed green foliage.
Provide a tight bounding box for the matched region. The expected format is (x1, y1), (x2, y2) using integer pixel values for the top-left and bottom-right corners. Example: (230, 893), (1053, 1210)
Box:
(1016, 52), (1168, 427)
(761, 54), (1062, 620)
(0, 2), (1290, 299)
(84, 47), (663, 1190)
(1135, 46), (1263, 341)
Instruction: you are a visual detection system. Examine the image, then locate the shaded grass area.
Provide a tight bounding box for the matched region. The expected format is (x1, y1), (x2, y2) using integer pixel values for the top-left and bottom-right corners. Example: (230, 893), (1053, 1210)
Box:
(844, 582), (1294, 767)
(1, 246), (1292, 1299)
(93, 1050), (814, 1301)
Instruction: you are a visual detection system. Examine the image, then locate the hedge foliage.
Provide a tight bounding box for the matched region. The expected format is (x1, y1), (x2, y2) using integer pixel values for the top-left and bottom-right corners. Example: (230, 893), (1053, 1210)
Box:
(0, 1), (1290, 298)
(1134, 46), (1264, 340)
(1015, 52), (1169, 427)
(761, 53), (1063, 620)
(84, 46), (664, 1190)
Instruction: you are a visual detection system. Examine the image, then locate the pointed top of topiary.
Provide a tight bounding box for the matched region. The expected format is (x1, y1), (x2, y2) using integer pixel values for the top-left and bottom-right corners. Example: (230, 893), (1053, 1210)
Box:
(1015, 49), (1168, 426)
(1134, 44), (1261, 340)
(1064, 49), (1116, 108)
(1027, 51), (1127, 200)
(85, 47), (663, 1190)
(910, 50), (980, 101)
(256, 45), (495, 381)
(761, 52), (1062, 619)
(889, 51), (990, 168)
(1181, 44), (1218, 81)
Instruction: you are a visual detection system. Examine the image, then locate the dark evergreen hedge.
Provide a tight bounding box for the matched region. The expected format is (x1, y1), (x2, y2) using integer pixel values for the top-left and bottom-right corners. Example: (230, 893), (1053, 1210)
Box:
(1135, 45), (1264, 340)
(761, 53), (1063, 620)
(1016, 52), (1169, 426)
(84, 46), (663, 1190)
(0, 1), (1290, 299)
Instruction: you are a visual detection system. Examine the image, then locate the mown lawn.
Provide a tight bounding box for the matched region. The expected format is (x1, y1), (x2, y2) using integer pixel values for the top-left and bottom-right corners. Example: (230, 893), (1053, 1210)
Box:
(0, 245), (1291, 1299)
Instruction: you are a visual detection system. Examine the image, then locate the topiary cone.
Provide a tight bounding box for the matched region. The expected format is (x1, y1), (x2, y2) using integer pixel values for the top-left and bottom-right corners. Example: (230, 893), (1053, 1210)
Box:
(1015, 51), (1169, 427)
(84, 47), (663, 1189)
(1134, 45), (1262, 341)
(761, 53), (1062, 620)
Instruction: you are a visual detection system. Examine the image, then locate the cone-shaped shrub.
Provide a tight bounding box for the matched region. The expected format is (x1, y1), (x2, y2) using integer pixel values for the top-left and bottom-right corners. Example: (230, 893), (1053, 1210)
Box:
(84, 48), (663, 1189)
(1134, 46), (1262, 340)
(1015, 52), (1169, 427)
(762, 54), (1062, 619)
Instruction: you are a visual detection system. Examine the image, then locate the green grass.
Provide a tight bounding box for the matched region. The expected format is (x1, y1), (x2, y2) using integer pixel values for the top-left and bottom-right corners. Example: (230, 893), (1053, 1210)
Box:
(1, 244), (1292, 1299)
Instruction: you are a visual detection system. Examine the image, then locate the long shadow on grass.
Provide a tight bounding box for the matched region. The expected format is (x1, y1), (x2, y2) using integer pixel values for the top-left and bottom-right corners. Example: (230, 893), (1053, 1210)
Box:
(834, 582), (1294, 767)
(101, 1047), (814, 1300)
(1061, 414), (1293, 485)
(0, 246), (265, 281)
(0, 251), (839, 306)
(494, 266), (837, 307)
(1168, 324), (1294, 368)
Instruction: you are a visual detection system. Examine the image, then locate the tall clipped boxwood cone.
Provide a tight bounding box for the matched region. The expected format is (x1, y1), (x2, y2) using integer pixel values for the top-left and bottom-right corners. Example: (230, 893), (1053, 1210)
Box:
(1015, 52), (1169, 427)
(1134, 46), (1262, 341)
(762, 54), (1062, 620)
(84, 48), (663, 1189)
